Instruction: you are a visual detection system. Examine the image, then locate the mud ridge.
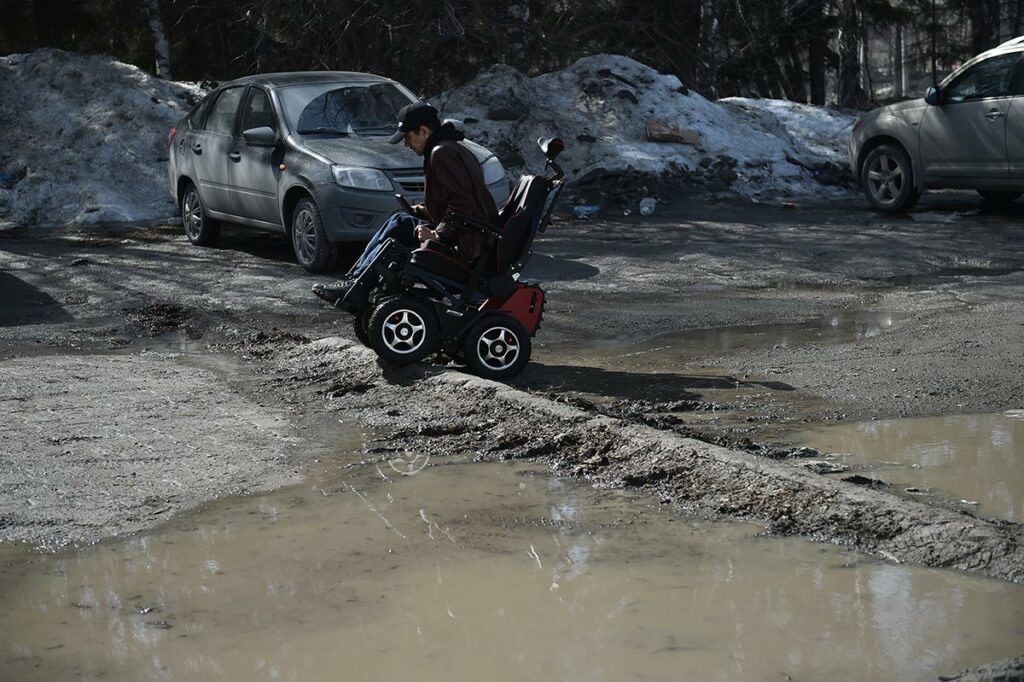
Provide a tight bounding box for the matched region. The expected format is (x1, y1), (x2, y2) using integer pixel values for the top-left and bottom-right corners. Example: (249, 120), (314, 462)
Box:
(271, 336), (1024, 585)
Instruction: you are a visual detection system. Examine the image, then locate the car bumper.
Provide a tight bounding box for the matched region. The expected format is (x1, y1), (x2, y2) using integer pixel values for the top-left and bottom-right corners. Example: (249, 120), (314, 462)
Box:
(316, 178), (512, 243)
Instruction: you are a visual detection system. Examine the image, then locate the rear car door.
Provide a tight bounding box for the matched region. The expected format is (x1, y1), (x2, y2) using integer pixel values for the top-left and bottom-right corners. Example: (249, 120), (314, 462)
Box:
(228, 86), (283, 226)
(919, 52), (1019, 180)
(191, 86), (245, 214)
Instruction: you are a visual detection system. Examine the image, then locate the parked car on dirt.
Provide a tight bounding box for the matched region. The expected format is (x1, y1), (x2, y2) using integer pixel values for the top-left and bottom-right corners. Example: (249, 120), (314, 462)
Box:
(849, 36), (1024, 212)
(167, 72), (510, 271)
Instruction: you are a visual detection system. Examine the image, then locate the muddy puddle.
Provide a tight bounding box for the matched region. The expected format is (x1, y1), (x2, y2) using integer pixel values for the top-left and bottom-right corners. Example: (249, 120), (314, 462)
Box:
(527, 312), (896, 420)
(3, 453), (1024, 681)
(795, 410), (1024, 522)
(544, 311), (900, 367)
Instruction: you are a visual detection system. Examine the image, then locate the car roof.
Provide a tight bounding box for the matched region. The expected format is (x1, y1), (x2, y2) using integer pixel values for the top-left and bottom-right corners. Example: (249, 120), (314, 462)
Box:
(221, 71), (396, 89)
(943, 37), (1024, 85)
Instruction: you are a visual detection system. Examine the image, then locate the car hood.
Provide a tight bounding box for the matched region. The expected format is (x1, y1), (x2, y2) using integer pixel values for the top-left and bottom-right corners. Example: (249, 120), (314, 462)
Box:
(298, 136), (492, 169)
(865, 98), (928, 123)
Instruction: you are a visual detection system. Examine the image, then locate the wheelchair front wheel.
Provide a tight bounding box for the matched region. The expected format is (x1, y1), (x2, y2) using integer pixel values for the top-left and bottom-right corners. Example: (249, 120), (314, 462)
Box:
(367, 296), (440, 365)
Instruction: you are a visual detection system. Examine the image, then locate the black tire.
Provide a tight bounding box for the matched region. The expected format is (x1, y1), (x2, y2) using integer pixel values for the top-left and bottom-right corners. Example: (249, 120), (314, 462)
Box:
(462, 315), (531, 381)
(977, 190), (1022, 204)
(291, 197), (338, 273)
(181, 182), (221, 246)
(367, 296), (441, 365)
(860, 144), (920, 213)
(352, 311), (371, 347)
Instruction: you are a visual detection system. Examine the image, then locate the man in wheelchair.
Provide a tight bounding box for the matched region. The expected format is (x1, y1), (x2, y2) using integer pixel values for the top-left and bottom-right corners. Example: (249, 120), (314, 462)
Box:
(312, 102), (498, 305)
(313, 105), (567, 380)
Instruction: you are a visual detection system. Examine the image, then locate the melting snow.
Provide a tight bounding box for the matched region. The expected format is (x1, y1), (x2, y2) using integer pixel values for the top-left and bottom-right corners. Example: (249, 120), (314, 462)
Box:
(0, 50), (856, 228)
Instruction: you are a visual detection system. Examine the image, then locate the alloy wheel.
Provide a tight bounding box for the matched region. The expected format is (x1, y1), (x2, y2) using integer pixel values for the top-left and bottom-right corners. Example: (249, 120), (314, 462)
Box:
(381, 309), (428, 355)
(183, 190), (203, 240)
(475, 326), (520, 371)
(292, 208), (318, 263)
(866, 154), (904, 205)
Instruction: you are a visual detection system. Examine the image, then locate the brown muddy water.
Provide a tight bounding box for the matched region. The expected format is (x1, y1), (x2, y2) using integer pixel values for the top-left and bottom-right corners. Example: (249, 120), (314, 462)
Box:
(2, 448), (1024, 681)
(796, 411), (1024, 522)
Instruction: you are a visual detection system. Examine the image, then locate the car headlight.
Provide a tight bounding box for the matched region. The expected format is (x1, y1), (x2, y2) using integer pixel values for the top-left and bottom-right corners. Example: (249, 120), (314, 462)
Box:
(331, 166), (394, 192)
(481, 156), (506, 185)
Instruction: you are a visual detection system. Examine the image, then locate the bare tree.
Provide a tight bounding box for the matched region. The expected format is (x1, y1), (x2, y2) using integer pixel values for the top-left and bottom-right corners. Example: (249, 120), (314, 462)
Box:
(144, 0), (172, 79)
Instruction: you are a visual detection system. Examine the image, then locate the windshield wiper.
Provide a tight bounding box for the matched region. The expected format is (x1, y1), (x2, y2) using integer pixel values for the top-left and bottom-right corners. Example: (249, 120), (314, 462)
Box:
(297, 127), (351, 136)
(352, 125), (396, 134)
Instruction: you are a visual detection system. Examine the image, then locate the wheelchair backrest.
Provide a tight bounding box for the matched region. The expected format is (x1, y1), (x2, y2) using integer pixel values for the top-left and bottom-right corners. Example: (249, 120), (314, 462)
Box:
(495, 174), (552, 273)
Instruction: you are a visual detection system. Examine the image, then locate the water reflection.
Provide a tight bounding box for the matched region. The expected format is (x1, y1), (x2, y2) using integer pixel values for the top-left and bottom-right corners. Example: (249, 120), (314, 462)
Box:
(1, 461), (1022, 681)
(796, 411), (1024, 521)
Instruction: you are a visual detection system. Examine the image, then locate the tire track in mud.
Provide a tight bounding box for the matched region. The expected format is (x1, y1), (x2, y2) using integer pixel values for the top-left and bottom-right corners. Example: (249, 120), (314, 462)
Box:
(269, 335), (1024, 585)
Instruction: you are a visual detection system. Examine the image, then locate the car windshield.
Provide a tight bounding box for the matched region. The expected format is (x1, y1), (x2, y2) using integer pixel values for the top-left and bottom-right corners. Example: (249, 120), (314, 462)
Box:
(277, 82), (417, 135)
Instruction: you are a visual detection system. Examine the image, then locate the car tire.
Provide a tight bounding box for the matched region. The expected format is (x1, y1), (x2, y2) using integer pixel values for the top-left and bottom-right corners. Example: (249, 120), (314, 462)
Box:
(977, 190), (1022, 204)
(461, 315), (531, 381)
(181, 182), (221, 246)
(367, 295), (440, 365)
(861, 144), (920, 213)
(291, 198), (338, 273)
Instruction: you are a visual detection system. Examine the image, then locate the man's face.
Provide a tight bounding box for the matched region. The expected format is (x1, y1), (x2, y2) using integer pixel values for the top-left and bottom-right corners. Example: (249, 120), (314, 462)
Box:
(403, 125), (432, 155)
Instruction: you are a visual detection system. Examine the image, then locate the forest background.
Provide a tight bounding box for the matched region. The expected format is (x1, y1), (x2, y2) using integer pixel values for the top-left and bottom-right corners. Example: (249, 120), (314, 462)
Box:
(0, 0), (1016, 108)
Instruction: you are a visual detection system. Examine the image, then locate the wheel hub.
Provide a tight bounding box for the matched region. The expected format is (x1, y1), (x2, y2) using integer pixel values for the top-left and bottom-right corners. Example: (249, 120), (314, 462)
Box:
(382, 310), (426, 354)
(477, 327), (519, 371)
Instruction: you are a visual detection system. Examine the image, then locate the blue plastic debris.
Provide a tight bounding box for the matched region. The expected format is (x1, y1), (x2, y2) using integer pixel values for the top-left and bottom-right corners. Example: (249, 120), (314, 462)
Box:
(571, 204), (600, 219)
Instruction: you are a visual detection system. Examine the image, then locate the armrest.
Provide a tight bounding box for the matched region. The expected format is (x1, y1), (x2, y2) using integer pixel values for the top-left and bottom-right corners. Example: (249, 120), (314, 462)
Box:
(443, 210), (502, 238)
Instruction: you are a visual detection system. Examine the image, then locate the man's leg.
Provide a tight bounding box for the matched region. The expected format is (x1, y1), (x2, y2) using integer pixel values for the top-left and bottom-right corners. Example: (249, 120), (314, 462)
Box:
(349, 213), (422, 276)
(312, 213), (426, 306)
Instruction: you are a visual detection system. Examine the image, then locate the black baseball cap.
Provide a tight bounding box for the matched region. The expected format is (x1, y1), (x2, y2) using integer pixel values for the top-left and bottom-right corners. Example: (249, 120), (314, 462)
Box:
(387, 102), (441, 144)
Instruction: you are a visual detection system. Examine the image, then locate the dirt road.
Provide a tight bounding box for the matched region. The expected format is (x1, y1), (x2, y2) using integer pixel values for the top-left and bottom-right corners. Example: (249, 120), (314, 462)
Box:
(2, 192), (1022, 566)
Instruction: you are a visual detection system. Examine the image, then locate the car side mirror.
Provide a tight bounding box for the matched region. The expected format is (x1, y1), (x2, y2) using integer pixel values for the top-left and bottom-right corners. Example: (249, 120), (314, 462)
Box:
(443, 118), (464, 132)
(242, 126), (278, 147)
(924, 86), (941, 105)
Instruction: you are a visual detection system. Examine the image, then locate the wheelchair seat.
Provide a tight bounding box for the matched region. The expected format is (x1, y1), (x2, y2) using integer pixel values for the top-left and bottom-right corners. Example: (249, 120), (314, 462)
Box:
(410, 239), (471, 282)
(407, 174), (552, 289)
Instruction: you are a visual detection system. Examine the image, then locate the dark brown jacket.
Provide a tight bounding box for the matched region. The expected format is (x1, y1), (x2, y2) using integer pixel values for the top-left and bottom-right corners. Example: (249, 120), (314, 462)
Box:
(423, 137), (500, 264)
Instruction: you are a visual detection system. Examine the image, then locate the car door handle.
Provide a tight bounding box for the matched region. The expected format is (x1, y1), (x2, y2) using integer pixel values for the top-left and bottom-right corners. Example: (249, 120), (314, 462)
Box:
(191, 143), (202, 154)
(228, 151), (241, 161)
(985, 110), (1006, 120)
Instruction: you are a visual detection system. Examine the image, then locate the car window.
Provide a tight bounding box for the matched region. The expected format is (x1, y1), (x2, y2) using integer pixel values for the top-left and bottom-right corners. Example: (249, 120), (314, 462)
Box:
(204, 87), (244, 135)
(277, 82), (417, 133)
(240, 87), (277, 132)
(944, 53), (1020, 103)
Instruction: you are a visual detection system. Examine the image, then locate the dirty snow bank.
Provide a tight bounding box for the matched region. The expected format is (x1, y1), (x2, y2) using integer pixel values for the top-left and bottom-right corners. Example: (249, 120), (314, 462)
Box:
(434, 55), (857, 201)
(0, 49), (202, 227)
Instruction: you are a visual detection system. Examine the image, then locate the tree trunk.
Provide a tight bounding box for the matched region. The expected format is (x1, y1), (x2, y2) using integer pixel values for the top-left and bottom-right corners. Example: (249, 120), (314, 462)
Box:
(806, 0), (827, 105)
(893, 25), (904, 100)
(144, 0), (172, 80)
(838, 0), (867, 108)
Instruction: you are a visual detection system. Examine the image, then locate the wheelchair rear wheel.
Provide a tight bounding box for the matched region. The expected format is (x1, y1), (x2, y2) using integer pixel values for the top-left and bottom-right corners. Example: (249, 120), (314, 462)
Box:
(462, 316), (531, 380)
(367, 296), (440, 365)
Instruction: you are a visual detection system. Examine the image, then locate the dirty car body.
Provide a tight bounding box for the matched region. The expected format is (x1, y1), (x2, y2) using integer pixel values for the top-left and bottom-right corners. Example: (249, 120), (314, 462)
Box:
(167, 72), (510, 271)
(849, 37), (1024, 212)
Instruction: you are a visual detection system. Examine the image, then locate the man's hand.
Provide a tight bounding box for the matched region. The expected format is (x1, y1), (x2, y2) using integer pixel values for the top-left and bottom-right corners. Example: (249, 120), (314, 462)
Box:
(410, 203), (429, 220)
(415, 224), (439, 242)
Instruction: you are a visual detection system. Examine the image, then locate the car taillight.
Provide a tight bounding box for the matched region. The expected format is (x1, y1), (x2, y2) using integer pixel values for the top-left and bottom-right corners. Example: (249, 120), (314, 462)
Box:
(852, 117), (863, 132)
(167, 126), (177, 146)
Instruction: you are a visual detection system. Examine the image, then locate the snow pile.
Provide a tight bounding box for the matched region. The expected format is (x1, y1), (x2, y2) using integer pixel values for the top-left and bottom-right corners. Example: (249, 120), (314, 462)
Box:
(0, 49), (203, 227)
(434, 54), (857, 200)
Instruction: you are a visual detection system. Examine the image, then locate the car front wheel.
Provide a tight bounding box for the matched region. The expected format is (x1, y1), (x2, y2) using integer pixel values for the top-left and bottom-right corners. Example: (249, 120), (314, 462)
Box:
(861, 144), (920, 213)
(291, 198), (338, 272)
(181, 183), (221, 246)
